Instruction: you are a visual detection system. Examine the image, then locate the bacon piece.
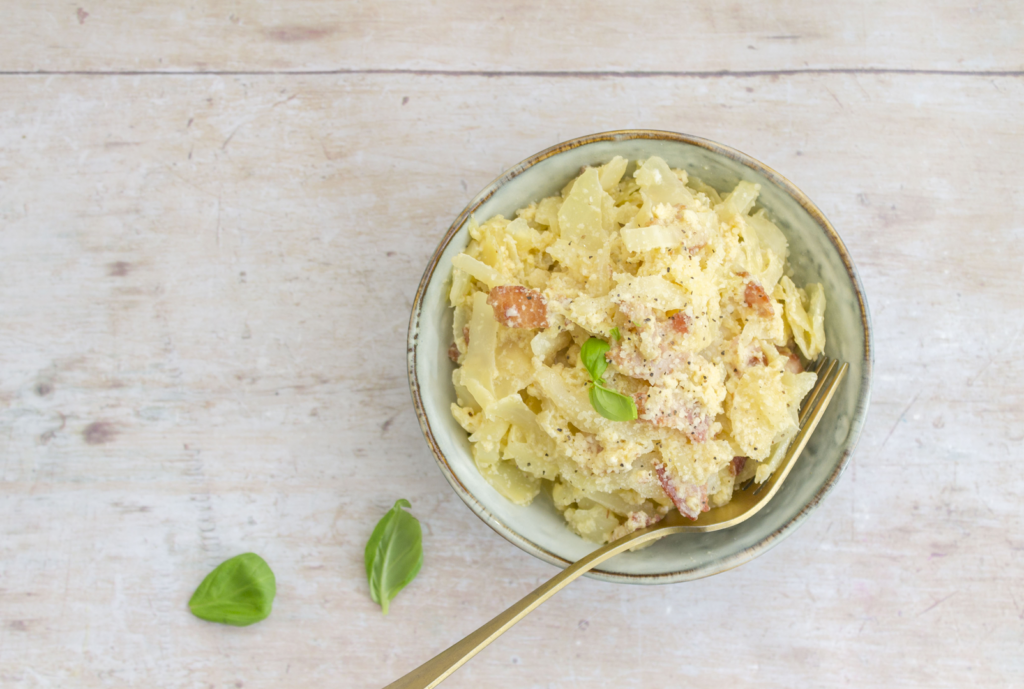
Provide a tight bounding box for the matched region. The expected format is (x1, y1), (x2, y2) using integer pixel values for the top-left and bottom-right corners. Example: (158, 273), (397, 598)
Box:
(746, 350), (768, 367)
(487, 286), (548, 329)
(608, 345), (690, 382)
(626, 511), (662, 530)
(744, 281), (775, 318)
(633, 389), (647, 416)
(779, 346), (804, 374)
(448, 326), (471, 364)
(668, 312), (692, 335)
(608, 510), (664, 541)
(654, 461), (709, 520)
(683, 407), (712, 443)
(611, 302), (695, 383)
(622, 301), (691, 338)
(636, 388), (712, 442)
(730, 456), (747, 476)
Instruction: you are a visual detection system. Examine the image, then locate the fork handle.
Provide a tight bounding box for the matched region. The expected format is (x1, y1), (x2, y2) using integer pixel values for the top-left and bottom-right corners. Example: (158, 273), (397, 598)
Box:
(386, 360), (849, 688)
(382, 526), (656, 689)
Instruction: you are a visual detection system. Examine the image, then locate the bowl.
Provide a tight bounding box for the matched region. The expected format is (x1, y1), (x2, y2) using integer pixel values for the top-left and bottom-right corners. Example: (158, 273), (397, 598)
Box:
(407, 130), (872, 584)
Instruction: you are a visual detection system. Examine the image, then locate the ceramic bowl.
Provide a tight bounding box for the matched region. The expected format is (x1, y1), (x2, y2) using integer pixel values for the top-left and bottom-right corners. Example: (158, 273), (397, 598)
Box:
(407, 130), (872, 584)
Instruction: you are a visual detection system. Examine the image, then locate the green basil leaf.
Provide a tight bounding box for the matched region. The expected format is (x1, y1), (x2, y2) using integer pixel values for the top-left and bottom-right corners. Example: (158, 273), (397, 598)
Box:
(609, 327), (621, 341)
(364, 499), (423, 615)
(589, 384), (638, 422)
(580, 337), (610, 383)
(188, 553), (276, 627)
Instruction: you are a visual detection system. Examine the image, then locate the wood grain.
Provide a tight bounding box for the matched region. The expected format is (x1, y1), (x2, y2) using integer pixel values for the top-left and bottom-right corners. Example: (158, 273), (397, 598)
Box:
(0, 13), (1023, 689)
(0, 0), (1022, 74)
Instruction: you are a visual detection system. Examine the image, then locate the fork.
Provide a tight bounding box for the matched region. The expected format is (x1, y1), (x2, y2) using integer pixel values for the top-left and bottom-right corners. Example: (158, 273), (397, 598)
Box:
(386, 357), (848, 689)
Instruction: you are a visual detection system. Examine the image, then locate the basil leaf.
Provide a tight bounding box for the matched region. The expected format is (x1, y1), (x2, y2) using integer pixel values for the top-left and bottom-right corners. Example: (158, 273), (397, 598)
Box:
(188, 553), (276, 627)
(609, 327), (621, 341)
(580, 337), (610, 383)
(364, 499), (423, 615)
(589, 384), (638, 422)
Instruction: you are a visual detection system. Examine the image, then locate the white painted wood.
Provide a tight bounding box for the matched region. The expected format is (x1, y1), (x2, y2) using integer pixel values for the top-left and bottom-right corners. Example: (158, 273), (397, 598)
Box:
(0, 0), (1022, 74)
(0, 10), (1022, 688)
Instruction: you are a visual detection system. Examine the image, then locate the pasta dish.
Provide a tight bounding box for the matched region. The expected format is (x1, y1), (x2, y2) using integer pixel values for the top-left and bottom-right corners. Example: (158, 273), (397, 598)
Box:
(447, 156), (825, 543)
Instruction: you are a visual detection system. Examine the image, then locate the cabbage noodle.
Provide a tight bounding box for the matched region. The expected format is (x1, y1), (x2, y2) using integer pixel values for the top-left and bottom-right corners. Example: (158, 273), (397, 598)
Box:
(447, 157), (826, 543)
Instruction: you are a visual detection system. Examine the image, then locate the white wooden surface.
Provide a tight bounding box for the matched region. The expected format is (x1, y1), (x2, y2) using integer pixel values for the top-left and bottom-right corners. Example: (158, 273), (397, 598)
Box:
(1, 3), (1022, 687)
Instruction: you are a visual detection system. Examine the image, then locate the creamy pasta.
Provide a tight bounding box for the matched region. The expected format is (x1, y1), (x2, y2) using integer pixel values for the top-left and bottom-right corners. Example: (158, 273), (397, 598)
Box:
(447, 157), (826, 543)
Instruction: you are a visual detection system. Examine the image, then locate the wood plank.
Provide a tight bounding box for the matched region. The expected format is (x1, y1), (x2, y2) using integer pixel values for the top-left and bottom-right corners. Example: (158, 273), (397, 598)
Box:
(0, 72), (1022, 687)
(1, 0), (1022, 73)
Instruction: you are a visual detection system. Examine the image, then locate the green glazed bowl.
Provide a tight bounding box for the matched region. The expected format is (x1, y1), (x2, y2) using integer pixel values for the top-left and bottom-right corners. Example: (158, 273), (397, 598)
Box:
(408, 130), (872, 584)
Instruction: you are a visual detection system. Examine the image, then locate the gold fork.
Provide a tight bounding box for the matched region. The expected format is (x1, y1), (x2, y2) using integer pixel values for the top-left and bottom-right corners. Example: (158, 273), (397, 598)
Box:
(386, 357), (848, 689)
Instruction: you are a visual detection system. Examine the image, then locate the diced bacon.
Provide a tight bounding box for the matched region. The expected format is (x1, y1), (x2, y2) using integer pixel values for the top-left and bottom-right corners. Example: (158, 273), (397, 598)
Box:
(487, 286), (549, 329)
(633, 389), (647, 416)
(746, 351), (767, 367)
(608, 510), (664, 542)
(668, 311), (692, 335)
(636, 388), (712, 443)
(631, 511), (662, 529)
(624, 511), (660, 531)
(682, 406), (712, 443)
(448, 326), (470, 364)
(654, 461), (709, 520)
(779, 346), (804, 374)
(621, 301), (692, 340)
(611, 301), (695, 383)
(730, 456), (747, 476)
(608, 345), (689, 382)
(744, 281), (775, 318)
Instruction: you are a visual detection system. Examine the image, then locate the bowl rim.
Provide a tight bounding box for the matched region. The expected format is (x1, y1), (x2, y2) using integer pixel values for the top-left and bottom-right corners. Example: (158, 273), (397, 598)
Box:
(407, 129), (873, 584)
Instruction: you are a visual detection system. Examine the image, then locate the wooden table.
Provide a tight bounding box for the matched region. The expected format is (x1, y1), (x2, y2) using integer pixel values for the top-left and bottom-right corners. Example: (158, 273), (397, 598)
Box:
(1, 3), (1022, 687)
